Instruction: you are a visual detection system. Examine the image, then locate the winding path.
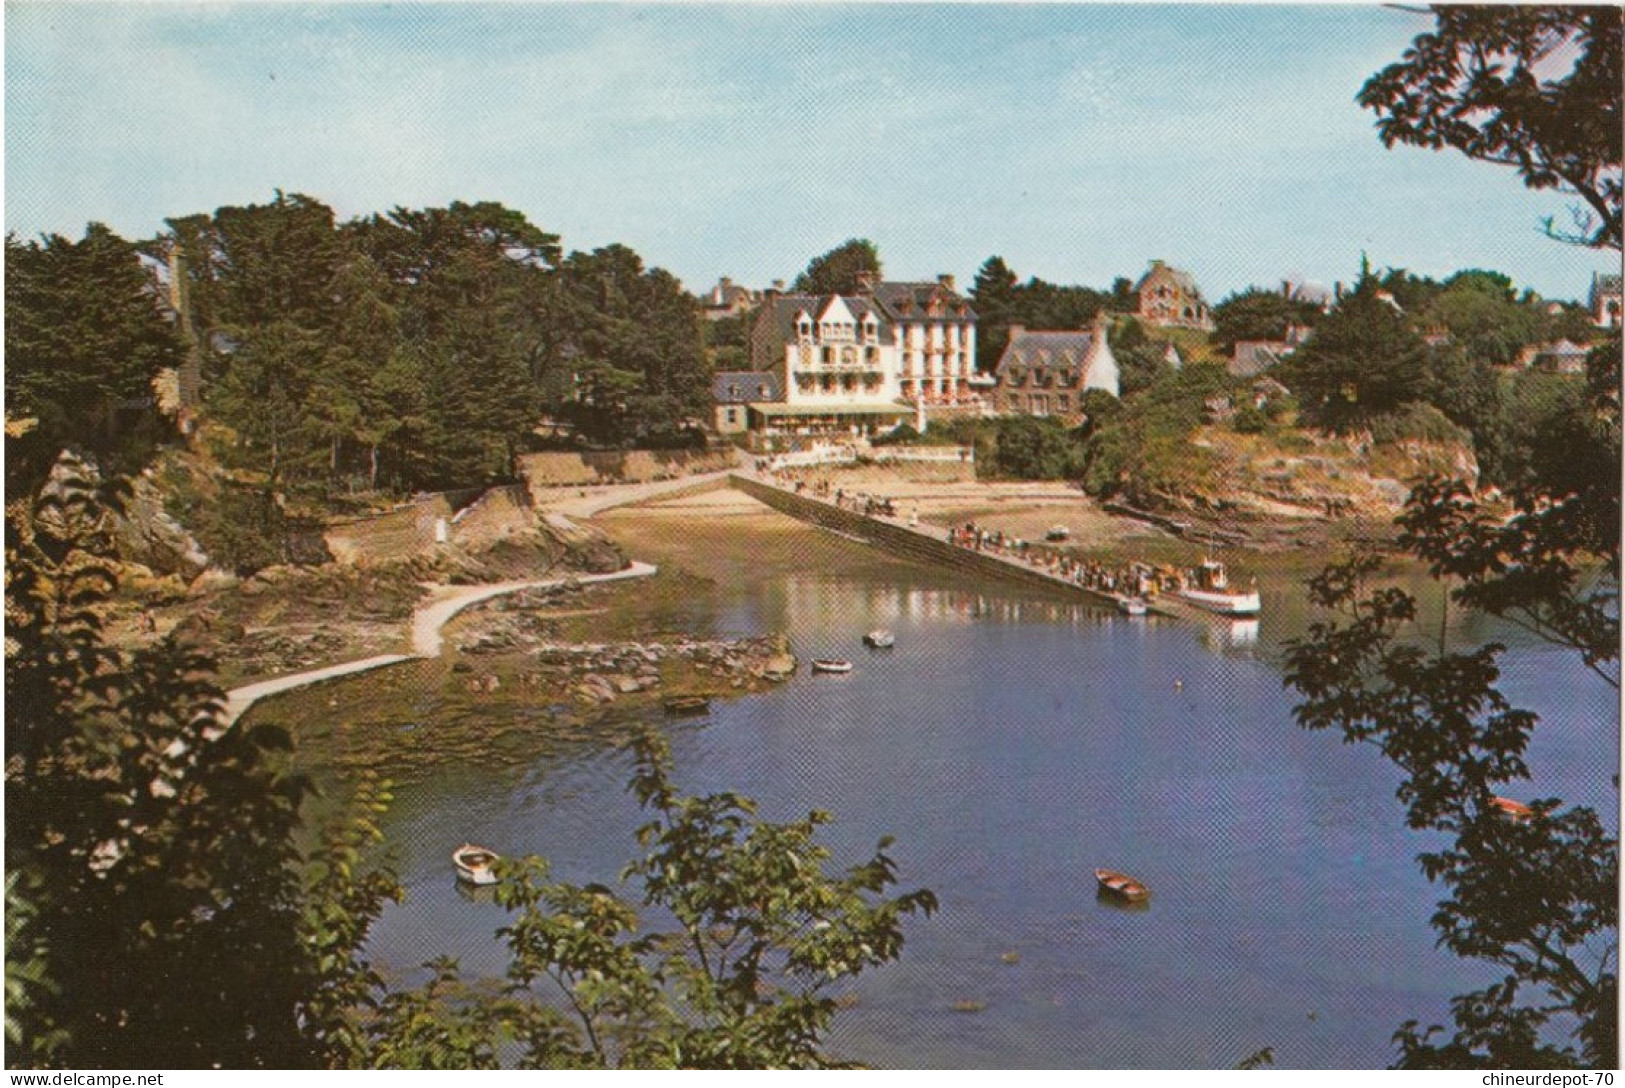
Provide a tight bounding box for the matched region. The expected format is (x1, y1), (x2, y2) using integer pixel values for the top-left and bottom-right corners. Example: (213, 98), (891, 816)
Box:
(220, 561), (657, 726)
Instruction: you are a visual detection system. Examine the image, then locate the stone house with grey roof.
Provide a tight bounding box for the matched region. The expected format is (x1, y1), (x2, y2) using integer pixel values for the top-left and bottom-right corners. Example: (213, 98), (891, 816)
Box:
(992, 318), (1119, 419)
(712, 371), (783, 433)
(1136, 259), (1214, 331)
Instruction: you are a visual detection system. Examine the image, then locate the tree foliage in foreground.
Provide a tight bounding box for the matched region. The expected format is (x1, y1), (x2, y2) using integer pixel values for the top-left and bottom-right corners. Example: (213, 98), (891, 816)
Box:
(1282, 342), (1619, 1068)
(4, 449), (934, 1068)
(1360, 6), (1622, 251)
(348, 733), (938, 1069)
(4, 453), (320, 1067)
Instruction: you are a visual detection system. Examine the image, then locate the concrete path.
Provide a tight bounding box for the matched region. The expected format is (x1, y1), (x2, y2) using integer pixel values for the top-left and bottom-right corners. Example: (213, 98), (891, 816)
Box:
(221, 560), (658, 726)
(545, 471), (735, 519)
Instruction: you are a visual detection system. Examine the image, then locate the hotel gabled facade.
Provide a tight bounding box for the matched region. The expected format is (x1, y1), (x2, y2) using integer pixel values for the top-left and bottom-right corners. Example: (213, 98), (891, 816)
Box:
(736, 273), (978, 442)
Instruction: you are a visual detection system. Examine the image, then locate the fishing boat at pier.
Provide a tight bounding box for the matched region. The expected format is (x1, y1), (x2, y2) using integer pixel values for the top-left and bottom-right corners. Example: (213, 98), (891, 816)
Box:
(863, 629), (896, 648)
(1176, 559), (1261, 616)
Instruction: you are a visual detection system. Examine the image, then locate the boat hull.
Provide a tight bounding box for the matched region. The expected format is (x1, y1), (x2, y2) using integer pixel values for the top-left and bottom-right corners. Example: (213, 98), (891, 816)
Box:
(1095, 868), (1150, 902)
(453, 845), (500, 886)
(1176, 588), (1261, 616)
(811, 660), (853, 674)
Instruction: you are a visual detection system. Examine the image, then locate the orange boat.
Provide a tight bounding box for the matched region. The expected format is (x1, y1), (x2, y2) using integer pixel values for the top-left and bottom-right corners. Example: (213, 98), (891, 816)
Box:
(1095, 868), (1150, 902)
(1491, 796), (1535, 821)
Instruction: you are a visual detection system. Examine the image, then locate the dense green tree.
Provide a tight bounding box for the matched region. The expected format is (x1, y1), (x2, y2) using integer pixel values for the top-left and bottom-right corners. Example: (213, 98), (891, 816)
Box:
(792, 239), (881, 297)
(1284, 270), (1431, 431)
(977, 417), (1085, 480)
(5, 224), (185, 480)
(1422, 271), (1542, 367)
(1110, 276), (1139, 313)
(970, 256), (1020, 372)
(1079, 363), (1230, 504)
(1210, 286), (1321, 354)
(4, 454), (321, 1067)
(552, 245), (710, 444)
(1360, 6), (1622, 250)
(348, 202), (560, 484)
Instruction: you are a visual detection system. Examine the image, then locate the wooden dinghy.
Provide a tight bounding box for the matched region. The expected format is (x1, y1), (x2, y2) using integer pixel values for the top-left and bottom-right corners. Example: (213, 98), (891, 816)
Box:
(1095, 867), (1150, 902)
(453, 843), (501, 886)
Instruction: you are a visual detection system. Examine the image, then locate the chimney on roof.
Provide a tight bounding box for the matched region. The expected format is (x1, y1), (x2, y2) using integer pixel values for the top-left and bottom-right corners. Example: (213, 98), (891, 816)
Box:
(937, 273), (956, 293)
(720, 276), (733, 291)
(771, 279), (785, 292)
(855, 270), (878, 295)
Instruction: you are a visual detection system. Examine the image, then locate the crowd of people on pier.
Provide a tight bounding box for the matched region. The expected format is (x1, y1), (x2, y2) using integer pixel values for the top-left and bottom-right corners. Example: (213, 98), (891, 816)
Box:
(948, 523), (1183, 598)
(754, 460), (1223, 602)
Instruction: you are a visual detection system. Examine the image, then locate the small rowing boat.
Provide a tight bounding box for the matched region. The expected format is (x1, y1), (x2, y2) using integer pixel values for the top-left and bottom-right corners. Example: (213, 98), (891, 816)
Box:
(863, 629), (895, 649)
(1116, 596), (1148, 616)
(1491, 796), (1535, 821)
(453, 843), (501, 886)
(811, 659), (853, 674)
(1095, 868), (1150, 902)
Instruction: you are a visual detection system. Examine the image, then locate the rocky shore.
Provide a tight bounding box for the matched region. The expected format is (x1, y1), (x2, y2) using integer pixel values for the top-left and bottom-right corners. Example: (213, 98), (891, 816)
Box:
(450, 583), (796, 707)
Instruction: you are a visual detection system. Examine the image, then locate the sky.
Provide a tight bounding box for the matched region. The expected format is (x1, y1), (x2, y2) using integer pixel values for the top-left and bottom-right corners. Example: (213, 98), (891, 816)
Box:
(6, 3), (1619, 304)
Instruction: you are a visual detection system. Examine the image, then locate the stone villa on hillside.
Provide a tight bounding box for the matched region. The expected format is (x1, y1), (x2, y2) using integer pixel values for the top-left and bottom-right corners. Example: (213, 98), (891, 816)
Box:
(722, 274), (977, 441)
(1136, 259), (1214, 331)
(992, 318), (1119, 418)
(700, 277), (761, 321)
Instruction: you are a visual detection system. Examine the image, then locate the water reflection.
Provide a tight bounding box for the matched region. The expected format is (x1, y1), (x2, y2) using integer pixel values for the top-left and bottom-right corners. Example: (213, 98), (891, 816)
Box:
(1096, 887), (1153, 914)
(356, 542), (1616, 1069)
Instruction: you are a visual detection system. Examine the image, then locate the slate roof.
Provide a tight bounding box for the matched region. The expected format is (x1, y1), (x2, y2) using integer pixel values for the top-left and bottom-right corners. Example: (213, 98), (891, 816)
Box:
(995, 330), (1097, 375)
(868, 281), (977, 323)
(1230, 340), (1292, 378)
(762, 294), (892, 340)
(712, 370), (783, 404)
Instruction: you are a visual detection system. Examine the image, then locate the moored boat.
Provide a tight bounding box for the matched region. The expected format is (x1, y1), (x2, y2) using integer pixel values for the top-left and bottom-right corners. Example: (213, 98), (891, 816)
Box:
(863, 629), (895, 648)
(1491, 796), (1535, 821)
(1045, 525), (1071, 542)
(811, 658), (853, 674)
(1116, 596), (1148, 616)
(453, 843), (501, 886)
(1095, 868), (1150, 902)
(1176, 559), (1261, 616)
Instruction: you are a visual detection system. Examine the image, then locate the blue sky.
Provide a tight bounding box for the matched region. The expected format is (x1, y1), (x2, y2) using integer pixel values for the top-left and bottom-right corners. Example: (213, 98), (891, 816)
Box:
(6, 3), (1617, 303)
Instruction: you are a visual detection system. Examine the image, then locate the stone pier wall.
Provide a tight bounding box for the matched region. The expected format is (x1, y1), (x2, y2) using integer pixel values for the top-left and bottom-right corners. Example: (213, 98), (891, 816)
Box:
(729, 474), (1116, 604)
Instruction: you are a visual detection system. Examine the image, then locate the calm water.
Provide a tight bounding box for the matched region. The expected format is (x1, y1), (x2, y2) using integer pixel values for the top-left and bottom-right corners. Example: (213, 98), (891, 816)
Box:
(358, 535), (1618, 1068)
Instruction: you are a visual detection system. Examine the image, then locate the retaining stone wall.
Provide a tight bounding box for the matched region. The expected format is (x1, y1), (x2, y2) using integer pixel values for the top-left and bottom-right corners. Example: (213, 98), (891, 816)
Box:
(728, 475), (1102, 601)
(519, 448), (740, 493)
